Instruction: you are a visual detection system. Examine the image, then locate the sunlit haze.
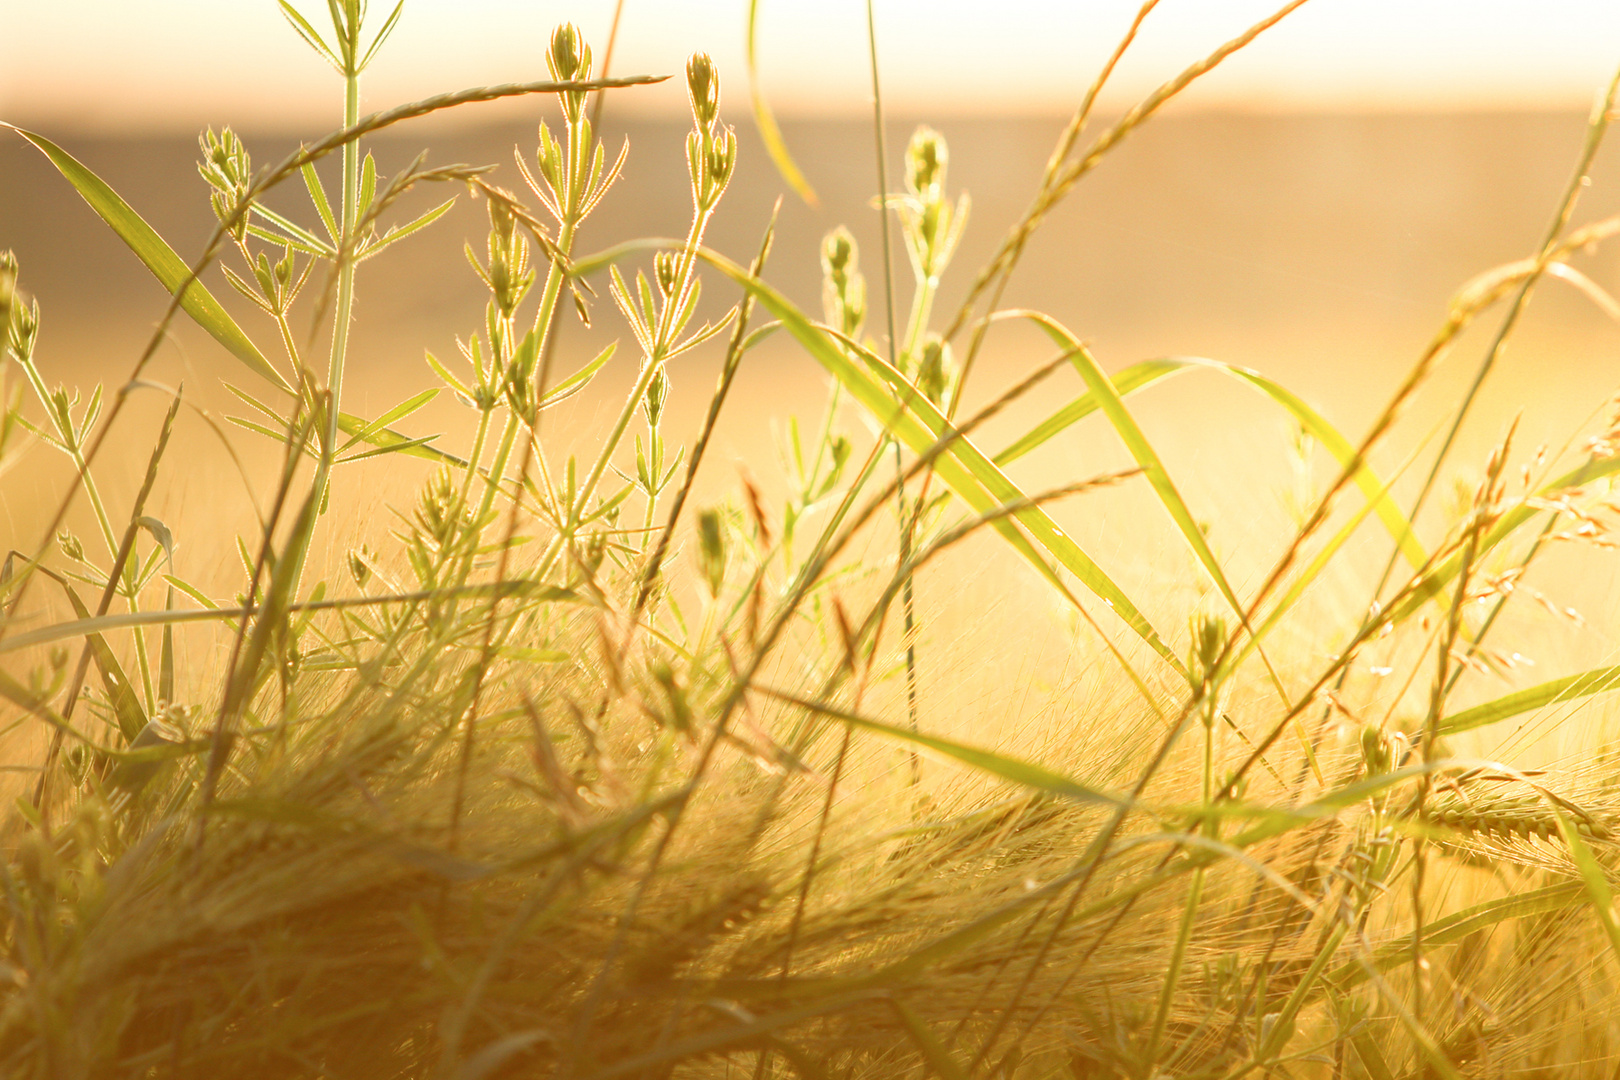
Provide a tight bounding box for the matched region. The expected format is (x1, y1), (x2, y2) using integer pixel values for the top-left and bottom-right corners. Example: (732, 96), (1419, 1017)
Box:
(4, 1), (1620, 131)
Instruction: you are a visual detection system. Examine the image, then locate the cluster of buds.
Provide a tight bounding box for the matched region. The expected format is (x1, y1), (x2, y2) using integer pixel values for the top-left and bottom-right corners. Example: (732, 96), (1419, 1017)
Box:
(820, 227), (866, 339)
(198, 128), (253, 242)
(685, 54), (737, 211)
(896, 126), (968, 286)
(1187, 612), (1228, 707)
(547, 23), (592, 125)
(1, 251), (39, 361)
(470, 197), (534, 319)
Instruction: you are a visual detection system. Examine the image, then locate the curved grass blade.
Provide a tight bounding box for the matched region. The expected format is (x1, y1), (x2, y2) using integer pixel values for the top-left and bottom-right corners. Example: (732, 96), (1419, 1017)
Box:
(999, 343), (1426, 573)
(666, 244), (1181, 671)
(746, 0), (819, 207)
(6, 126), (290, 393)
(1555, 812), (1620, 969)
(994, 357), (1184, 465)
(762, 687), (1121, 806)
(1440, 664), (1620, 736)
(1014, 313), (1253, 637)
(890, 999), (969, 1080)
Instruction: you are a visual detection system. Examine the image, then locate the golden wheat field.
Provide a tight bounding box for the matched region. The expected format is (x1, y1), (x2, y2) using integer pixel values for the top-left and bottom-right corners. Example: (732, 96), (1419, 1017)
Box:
(4, 2), (1620, 1077)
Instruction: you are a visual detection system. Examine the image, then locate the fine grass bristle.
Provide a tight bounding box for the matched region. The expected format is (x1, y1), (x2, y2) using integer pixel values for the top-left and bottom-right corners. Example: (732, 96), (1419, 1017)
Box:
(6, 2), (1620, 1077)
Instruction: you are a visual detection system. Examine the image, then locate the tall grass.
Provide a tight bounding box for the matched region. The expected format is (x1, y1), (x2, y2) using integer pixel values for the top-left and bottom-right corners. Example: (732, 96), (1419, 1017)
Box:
(4, 2), (1620, 1077)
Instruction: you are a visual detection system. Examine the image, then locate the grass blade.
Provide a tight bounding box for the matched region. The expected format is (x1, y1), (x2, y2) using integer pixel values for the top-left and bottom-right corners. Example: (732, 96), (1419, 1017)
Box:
(6, 126), (290, 392)
(762, 687), (1119, 806)
(1440, 664), (1620, 736)
(745, 0), (819, 207)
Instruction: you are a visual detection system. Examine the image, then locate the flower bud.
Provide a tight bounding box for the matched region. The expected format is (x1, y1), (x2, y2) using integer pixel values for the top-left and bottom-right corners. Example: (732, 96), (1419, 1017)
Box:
(643, 366), (669, 429)
(549, 23), (583, 81)
(347, 547), (373, 589)
(1191, 613), (1226, 687)
(653, 251), (680, 297)
(57, 530), (84, 563)
(0, 251), (16, 344)
(820, 228), (856, 280)
(686, 53), (720, 130)
(696, 508), (726, 598)
(905, 125), (947, 198)
(917, 335), (953, 407)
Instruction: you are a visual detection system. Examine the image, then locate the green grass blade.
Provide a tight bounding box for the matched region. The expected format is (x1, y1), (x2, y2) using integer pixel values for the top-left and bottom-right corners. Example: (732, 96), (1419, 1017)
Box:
(765, 688), (1119, 806)
(1330, 881), (1585, 990)
(7, 126), (290, 393)
(1440, 664), (1620, 735)
(993, 357), (1185, 466)
(59, 584), (148, 741)
(1017, 313), (1251, 631)
(337, 388), (439, 453)
(1000, 345), (1427, 573)
(671, 244), (1181, 672)
(746, 0), (819, 207)
(1554, 814), (1620, 969)
(336, 410), (466, 467)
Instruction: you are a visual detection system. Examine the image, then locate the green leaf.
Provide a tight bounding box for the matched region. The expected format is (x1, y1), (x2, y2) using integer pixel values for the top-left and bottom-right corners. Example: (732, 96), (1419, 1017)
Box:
(997, 345), (1426, 574)
(358, 196), (456, 262)
(1557, 811), (1620, 969)
(337, 410), (466, 467)
(338, 388), (439, 452)
(279, 0), (343, 71)
(1441, 664), (1620, 735)
(304, 160), (341, 243)
(668, 243), (1181, 673)
(746, 0), (819, 207)
(541, 341), (616, 408)
(8, 126), (289, 392)
(59, 584), (147, 741)
(1018, 314), (1251, 643)
(765, 688), (1118, 806)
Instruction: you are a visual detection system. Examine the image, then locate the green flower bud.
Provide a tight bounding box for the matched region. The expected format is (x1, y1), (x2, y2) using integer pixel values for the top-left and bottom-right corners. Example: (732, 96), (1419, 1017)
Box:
(548, 23), (583, 81)
(653, 251), (680, 297)
(905, 125), (947, 198)
(547, 24), (592, 122)
(820, 228), (856, 280)
(687, 53), (720, 130)
(696, 507), (726, 598)
(916, 335), (953, 407)
(11, 297), (38, 359)
(820, 227), (866, 337)
(57, 530), (84, 563)
(643, 366), (669, 429)
(347, 547), (373, 589)
(0, 251), (16, 345)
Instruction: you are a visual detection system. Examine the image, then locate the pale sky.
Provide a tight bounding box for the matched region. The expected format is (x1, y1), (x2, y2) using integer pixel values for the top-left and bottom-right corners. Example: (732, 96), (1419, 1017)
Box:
(3, 1), (1619, 131)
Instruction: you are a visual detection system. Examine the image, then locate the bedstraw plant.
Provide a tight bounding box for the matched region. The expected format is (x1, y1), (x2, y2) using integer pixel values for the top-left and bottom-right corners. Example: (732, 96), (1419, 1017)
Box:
(3, 1), (1620, 1077)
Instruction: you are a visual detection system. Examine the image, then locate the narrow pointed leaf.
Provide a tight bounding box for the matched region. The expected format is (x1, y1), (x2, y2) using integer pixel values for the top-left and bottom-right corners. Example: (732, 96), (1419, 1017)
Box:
(60, 584), (148, 741)
(9, 127), (288, 391)
(338, 388), (439, 452)
(746, 0), (819, 206)
(1441, 664), (1620, 735)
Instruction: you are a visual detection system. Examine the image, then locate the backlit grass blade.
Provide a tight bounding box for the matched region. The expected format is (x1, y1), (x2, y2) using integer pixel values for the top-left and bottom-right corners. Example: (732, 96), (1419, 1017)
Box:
(1015, 312), (1252, 634)
(1328, 881), (1585, 988)
(1000, 346), (1427, 574)
(993, 357), (1184, 466)
(1440, 664), (1620, 736)
(746, 0), (819, 207)
(765, 688), (1120, 806)
(6, 126), (291, 393)
(60, 584), (148, 741)
(677, 245), (1182, 672)
(890, 999), (969, 1080)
